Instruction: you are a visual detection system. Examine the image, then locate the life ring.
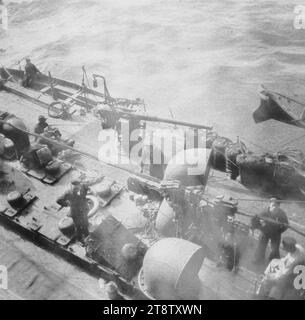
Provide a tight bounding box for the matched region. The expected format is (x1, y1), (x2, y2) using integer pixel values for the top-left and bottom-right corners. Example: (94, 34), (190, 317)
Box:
(87, 195), (99, 218)
(60, 195), (99, 220)
(48, 101), (67, 119)
(58, 216), (75, 235)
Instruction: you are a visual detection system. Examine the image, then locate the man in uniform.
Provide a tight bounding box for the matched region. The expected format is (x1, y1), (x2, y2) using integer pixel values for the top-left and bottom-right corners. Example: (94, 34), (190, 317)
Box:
(56, 178), (89, 242)
(23, 58), (41, 87)
(252, 198), (289, 264)
(34, 115), (48, 135)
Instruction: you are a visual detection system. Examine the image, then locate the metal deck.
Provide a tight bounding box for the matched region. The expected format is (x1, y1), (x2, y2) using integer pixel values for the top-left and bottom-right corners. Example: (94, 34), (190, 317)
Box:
(0, 89), (305, 300)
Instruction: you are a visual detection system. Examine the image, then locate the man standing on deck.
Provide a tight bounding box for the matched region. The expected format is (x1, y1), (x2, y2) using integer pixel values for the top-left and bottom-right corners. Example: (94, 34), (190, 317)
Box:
(252, 198), (289, 264)
(23, 58), (41, 87)
(56, 178), (90, 243)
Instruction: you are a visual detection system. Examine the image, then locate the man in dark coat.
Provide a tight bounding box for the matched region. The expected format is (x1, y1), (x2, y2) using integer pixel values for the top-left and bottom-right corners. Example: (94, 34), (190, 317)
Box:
(56, 178), (89, 242)
(218, 232), (240, 272)
(252, 198), (289, 264)
(34, 115), (48, 135)
(23, 58), (41, 87)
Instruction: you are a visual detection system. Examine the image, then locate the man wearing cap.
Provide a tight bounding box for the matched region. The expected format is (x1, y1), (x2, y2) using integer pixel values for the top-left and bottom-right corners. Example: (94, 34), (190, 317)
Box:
(23, 58), (41, 87)
(34, 115), (48, 135)
(56, 178), (90, 242)
(252, 198), (289, 264)
(257, 236), (305, 299)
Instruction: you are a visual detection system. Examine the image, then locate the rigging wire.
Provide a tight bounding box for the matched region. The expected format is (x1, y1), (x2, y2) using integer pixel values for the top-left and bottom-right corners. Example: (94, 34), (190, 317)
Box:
(5, 122), (305, 238)
(235, 211), (305, 237)
(239, 136), (271, 153)
(267, 88), (305, 109)
(5, 122), (137, 175)
(234, 198), (305, 204)
(277, 132), (305, 149)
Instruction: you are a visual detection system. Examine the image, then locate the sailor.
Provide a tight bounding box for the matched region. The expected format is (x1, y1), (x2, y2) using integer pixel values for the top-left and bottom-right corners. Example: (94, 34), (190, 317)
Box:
(23, 58), (41, 87)
(56, 178), (90, 243)
(34, 115), (48, 135)
(36, 125), (65, 152)
(252, 198), (289, 264)
(36, 127), (54, 151)
(217, 232), (240, 272)
(257, 236), (305, 299)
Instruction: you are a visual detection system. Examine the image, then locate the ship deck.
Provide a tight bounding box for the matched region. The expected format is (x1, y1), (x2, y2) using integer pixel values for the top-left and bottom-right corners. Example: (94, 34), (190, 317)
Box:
(0, 89), (305, 300)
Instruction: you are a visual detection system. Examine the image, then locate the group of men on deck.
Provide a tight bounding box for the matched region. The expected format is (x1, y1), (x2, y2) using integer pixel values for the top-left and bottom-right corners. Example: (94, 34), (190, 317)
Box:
(34, 116), (89, 242)
(21, 57), (87, 242)
(251, 198), (305, 299)
(19, 58), (305, 300)
(20, 59), (90, 243)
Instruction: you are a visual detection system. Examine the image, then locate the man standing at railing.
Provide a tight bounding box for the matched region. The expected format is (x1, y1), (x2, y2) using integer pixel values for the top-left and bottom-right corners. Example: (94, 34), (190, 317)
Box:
(23, 58), (41, 87)
(252, 198), (289, 264)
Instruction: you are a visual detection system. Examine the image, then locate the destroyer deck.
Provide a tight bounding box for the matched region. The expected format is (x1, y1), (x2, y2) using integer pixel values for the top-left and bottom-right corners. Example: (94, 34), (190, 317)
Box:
(0, 217), (104, 300)
(0, 90), (305, 300)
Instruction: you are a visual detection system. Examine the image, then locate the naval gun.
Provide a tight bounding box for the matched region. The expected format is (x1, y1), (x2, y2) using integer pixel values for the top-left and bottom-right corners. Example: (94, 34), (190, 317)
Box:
(94, 103), (213, 131)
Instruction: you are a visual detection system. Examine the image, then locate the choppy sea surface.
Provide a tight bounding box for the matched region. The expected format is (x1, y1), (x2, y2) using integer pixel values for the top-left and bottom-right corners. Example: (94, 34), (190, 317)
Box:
(1, 0), (305, 152)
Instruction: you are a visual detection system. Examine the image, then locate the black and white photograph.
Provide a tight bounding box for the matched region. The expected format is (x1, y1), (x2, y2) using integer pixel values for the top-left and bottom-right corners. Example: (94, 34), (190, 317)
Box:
(0, 0), (305, 307)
